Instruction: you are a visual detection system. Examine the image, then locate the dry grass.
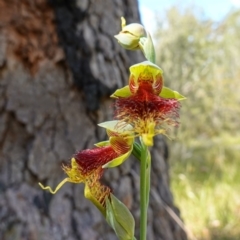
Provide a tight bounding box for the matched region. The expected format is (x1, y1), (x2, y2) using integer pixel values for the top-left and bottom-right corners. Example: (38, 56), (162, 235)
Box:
(169, 135), (240, 240)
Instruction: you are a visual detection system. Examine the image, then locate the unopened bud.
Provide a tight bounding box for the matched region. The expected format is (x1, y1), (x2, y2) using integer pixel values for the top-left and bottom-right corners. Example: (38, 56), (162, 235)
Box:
(114, 17), (147, 50)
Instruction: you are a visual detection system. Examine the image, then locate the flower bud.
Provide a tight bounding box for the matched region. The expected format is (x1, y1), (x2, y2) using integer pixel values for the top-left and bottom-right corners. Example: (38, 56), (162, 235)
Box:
(114, 17), (147, 50)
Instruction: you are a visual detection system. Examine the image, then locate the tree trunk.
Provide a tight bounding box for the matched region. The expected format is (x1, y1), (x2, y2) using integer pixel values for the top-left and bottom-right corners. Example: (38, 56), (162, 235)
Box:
(0, 0), (187, 239)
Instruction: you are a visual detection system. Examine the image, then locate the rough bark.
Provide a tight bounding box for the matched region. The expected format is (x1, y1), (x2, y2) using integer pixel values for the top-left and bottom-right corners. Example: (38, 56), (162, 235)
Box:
(0, 0), (187, 239)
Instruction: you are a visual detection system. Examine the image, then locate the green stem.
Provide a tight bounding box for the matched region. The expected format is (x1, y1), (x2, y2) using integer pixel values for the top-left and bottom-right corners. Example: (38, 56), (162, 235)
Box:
(146, 152), (151, 208)
(140, 139), (149, 240)
(139, 32), (156, 64)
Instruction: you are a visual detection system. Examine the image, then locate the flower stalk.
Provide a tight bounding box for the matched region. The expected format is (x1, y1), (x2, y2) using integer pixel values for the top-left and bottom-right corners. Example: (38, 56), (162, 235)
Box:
(140, 138), (150, 240)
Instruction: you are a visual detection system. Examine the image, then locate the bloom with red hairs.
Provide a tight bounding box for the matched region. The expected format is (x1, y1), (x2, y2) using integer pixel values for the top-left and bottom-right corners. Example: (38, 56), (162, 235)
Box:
(39, 127), (133, 214)
(111, 61), (185, 146)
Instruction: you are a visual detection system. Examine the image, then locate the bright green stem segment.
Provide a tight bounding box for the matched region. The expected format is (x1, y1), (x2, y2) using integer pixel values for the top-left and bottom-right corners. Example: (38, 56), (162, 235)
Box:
(145, 152), (151, 209)
(139, 32), (156, 64)
(140, 138), (150, 240)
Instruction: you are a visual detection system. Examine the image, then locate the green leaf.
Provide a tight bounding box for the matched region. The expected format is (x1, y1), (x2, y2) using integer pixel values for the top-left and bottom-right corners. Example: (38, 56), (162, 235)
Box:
(106, 194), (135, 240)
(160, 86), (186, 100)
(111, 85), (132, 98)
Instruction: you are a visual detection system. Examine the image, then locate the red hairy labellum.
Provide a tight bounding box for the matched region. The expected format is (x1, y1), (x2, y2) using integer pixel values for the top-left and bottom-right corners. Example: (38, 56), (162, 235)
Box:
(74, 146), (118, 174)
(114, 82), (180, 133)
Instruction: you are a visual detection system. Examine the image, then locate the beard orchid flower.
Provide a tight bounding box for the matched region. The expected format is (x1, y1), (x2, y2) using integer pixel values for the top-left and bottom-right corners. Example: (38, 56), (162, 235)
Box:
(39, 125), (134, 215)
(111, 61), (186, 146)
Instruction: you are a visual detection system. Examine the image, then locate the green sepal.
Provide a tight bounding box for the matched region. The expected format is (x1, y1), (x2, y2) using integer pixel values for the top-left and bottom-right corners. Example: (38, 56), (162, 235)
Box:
(130, 61), (163, 77)
(98, 120), (133, 133)
(102, 143), (133, 168)
(106, 194), (135, 240)
(160, 86), (186, 100)
(110, 85), (132, 98)
(94, 140), (110, 147)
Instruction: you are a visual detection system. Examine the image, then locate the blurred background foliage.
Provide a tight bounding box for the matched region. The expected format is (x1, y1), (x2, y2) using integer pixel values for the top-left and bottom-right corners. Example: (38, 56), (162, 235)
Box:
(154, 6), (240, 240)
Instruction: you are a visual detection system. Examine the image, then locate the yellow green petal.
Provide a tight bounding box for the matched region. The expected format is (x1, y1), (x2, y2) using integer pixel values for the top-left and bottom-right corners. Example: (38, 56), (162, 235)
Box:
(102, 145), (133, 168)
(110, 85), (132, 98)
(160, 86), (186, 100)
(95, 140), (110, 147)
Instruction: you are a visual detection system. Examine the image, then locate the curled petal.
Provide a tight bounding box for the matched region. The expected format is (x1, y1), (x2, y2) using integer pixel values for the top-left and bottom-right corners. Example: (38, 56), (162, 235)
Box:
(38, 178), (71, 194)
(38, 158), (84, 194)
